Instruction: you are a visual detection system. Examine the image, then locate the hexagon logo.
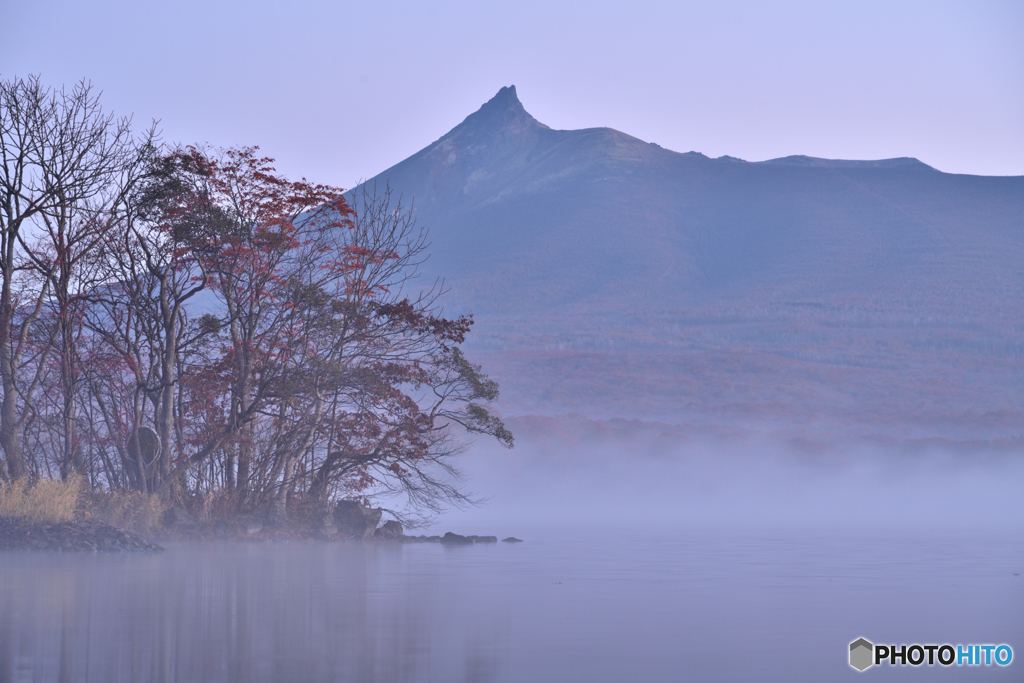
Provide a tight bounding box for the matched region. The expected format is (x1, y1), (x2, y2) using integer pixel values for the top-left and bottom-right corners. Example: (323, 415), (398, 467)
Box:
(850, 638), (874, 671)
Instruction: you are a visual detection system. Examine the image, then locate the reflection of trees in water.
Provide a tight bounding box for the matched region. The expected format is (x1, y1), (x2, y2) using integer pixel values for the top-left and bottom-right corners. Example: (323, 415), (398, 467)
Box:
(0, 545), (501, 683)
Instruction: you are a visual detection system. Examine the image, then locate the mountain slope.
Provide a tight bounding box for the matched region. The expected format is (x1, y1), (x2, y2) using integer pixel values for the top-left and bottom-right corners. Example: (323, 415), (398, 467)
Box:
(353, 86), (1024, 438)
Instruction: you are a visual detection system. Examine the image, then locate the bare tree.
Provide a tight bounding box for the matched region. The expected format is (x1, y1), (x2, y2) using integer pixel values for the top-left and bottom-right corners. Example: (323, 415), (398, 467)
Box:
(82, 148), (212, 492)
(0, 82), (513, 523)
(0, 75), (138, 481)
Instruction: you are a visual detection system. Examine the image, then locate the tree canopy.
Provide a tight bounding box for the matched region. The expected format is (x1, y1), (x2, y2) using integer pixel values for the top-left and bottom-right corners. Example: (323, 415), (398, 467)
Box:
(0, 75), (511, 522)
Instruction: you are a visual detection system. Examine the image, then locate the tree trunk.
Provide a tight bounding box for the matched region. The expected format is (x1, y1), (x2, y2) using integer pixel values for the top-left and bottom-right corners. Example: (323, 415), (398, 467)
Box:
(155, 332), (176, 489)
(0, 376), (27, 481)
(0, 256), (27, 481)
(58, 314), (84, 479)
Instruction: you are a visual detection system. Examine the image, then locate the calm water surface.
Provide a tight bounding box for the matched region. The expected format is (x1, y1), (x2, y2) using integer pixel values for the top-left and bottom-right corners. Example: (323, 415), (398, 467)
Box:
(0, 528), (1021, 682)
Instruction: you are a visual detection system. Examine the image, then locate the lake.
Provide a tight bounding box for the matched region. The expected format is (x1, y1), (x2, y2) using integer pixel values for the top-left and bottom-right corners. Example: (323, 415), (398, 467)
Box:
(0, 527), (1020, 682)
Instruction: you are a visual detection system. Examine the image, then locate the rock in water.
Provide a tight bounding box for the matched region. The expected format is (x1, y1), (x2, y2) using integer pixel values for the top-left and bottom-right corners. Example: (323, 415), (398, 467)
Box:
(402, 535), (442, 543)
(440, 532), (474, 545)
(466, 535), (497, 543)
(502, 537), (523, 543)
(333, 500), (383, 539)
(375, 520), (403, 540)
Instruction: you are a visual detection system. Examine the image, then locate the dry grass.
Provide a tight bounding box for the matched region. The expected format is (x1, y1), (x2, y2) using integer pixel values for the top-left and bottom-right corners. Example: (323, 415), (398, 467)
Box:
(84, 491), (168, 535)
(0, 476), (83, 525)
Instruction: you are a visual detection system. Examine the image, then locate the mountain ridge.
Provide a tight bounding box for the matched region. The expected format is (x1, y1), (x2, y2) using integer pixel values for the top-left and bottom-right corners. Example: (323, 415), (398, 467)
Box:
(351, 86), (1024, 438)
(392, 85), (939, 178)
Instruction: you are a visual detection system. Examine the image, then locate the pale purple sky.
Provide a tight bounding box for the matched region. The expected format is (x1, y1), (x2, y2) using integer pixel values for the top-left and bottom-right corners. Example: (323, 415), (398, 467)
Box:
(3, 0), (1021, 188)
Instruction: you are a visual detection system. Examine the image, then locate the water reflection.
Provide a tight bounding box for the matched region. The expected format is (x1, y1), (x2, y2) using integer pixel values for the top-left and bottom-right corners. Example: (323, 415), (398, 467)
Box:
(0, 531), (1021, 682)
(0, 543), (456, 683)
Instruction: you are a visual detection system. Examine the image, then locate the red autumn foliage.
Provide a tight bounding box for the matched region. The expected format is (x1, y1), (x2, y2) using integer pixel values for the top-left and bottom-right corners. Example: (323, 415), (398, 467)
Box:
(4, 134), (511, 522)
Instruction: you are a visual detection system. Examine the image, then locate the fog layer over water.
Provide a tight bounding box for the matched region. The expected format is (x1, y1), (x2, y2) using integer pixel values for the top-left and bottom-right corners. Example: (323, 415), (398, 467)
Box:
(435, 417), (1024, 534)
(2, 421), (1021, 682)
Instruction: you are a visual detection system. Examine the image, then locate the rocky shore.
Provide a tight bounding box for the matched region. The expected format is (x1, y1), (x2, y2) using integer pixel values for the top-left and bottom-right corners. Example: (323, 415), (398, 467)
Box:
(0, 516), (164, 552)
(0, 500), (520, 552)
(158, 500), (522, 545)
(408, 532), (522, 545)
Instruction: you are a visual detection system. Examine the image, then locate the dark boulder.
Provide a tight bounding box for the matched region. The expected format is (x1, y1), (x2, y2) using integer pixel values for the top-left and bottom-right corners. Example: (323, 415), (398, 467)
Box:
(501, 537), (523, 543)
(333, 500), (382, 539)
(375, 520), (404, 540)
(402, 535), (442, 543)
(466, 535), (497, 544)
(440, 532), (474, 545)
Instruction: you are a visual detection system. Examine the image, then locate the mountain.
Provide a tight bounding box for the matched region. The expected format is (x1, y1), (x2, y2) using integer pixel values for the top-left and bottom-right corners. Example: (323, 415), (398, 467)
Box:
(353, 86), (1024, 439)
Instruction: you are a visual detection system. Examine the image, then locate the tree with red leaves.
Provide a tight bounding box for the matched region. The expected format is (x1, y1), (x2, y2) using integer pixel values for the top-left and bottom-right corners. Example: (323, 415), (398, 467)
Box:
(74, 146), (512, 519)
(1, 76), (511, 521)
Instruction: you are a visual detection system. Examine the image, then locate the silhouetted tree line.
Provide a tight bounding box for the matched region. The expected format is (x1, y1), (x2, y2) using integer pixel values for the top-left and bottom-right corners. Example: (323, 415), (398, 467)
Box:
(0, 75), (511, 517)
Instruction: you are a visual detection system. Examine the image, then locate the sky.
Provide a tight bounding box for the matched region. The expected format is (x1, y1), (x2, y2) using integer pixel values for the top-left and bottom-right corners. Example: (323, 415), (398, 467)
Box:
(2, 0), (1021, 189)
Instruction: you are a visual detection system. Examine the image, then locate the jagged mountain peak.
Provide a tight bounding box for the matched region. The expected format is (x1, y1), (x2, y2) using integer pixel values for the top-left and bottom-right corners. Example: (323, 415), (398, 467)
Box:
(485, 85), (522, 110)
(385, 86), (553, 188)
(444, 85), (549, 141)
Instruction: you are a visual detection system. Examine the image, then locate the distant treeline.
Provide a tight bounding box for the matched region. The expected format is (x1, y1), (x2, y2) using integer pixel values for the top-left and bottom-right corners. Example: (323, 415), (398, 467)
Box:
(0, 75), (511, 519)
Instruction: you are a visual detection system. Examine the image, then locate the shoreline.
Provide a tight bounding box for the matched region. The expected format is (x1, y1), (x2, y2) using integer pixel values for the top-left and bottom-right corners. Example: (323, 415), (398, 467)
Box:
(0, 516), (521, 552)
(0, 516), (164, 552)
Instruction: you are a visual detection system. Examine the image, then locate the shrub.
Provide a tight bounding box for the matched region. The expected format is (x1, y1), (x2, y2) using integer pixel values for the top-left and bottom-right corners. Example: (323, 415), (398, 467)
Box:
(0, 476), (82, 525)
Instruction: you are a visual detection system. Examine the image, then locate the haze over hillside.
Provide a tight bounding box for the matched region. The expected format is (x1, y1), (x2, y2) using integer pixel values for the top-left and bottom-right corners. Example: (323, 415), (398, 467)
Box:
(354, 86), (1024, 440)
